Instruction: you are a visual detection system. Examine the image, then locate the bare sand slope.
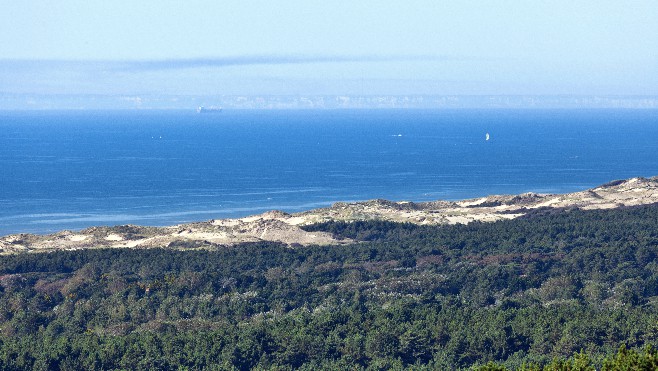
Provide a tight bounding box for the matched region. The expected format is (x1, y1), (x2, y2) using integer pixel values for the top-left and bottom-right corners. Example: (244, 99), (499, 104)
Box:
(2, 176), (657, 254)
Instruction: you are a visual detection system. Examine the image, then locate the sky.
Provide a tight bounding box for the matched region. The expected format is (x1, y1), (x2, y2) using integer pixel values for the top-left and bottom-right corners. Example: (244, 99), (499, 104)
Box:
(1, 1), (658, 103)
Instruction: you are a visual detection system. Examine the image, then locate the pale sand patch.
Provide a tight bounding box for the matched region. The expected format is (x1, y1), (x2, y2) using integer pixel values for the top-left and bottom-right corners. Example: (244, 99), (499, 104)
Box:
(445, 215), (472, 224)
(583, 203), (619, 210)
(533, 198), (561, 208)
(112, 238), (148, 248)
(479, 213), (522, 221)
(212, 219), (241, 227)
(105, 234), (123, 241)
(68, 235), (88, 242)
(180, 232), (231, 242)
(457, 197), (488, 207)
(284, 216), (309, 225)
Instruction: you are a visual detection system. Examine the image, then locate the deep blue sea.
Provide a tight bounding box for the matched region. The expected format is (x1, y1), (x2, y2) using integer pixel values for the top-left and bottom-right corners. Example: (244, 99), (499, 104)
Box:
(1, 109), (657, 235)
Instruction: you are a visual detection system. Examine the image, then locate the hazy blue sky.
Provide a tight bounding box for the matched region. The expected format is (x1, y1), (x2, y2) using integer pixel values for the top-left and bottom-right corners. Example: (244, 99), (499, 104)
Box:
(1, 1), (657, 98)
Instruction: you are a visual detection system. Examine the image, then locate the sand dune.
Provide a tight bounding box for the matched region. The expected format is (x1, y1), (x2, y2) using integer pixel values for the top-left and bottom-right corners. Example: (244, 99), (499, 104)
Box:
(2, 176), (657, 254)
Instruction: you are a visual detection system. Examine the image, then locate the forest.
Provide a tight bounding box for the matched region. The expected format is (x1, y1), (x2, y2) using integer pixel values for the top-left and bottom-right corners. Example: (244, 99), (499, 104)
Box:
(0, 204), (657, 370)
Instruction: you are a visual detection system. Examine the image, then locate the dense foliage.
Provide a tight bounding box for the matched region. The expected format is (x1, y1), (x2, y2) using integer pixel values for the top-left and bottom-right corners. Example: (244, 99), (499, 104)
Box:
(1, 204), (657, 369)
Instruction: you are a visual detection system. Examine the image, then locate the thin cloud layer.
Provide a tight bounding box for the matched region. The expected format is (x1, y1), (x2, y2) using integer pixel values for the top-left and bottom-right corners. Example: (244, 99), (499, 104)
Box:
(113, 54), (464, 71)
(0, 54), (465, 72)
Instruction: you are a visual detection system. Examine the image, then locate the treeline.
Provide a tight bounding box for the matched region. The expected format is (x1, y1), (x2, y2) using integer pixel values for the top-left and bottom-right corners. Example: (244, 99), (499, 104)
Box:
(0, 204), (657, 369)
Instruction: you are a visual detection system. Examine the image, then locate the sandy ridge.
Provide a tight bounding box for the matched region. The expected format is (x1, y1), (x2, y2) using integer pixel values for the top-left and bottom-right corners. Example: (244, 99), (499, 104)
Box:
(1, 176), (657, 254)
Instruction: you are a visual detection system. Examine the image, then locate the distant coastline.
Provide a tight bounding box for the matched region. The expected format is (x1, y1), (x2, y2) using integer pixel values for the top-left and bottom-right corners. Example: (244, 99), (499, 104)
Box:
(2, 94), (658, 110)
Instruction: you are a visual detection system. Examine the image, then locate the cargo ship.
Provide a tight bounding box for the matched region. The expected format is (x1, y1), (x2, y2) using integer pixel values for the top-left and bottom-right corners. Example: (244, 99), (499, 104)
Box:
(196, 106), (223, 113)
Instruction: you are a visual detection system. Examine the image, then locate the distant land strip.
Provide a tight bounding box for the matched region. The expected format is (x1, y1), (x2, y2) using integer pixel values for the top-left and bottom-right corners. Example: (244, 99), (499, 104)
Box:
(1, 176), (657, 254)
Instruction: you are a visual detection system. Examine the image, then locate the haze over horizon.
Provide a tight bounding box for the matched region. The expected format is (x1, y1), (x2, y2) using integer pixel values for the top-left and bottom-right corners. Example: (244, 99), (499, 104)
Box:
(2, 1), (658, 109)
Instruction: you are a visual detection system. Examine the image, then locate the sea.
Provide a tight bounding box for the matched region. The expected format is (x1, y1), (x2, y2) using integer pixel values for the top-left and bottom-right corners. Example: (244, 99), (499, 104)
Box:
(1, 109), (657, 236)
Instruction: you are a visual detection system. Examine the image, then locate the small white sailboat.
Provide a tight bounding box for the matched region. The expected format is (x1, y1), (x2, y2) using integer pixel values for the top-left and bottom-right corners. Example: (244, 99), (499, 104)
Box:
(485, 133), (490, 141)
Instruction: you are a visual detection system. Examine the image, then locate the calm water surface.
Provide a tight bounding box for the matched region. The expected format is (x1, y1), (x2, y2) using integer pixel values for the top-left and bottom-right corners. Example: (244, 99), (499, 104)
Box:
(1, 109), (657, 235)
